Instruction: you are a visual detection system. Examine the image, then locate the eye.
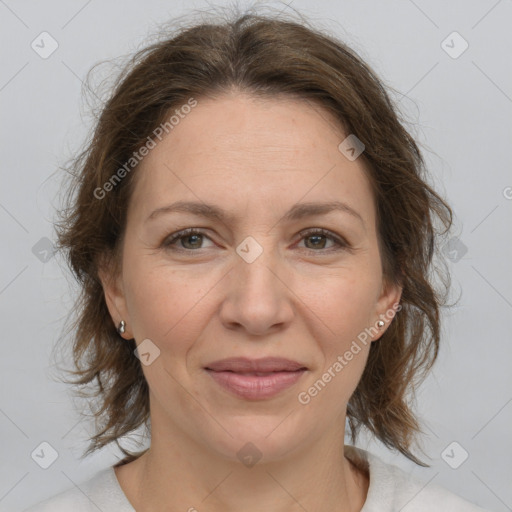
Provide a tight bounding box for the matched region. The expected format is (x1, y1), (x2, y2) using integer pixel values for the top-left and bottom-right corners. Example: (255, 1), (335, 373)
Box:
(162, 228), (214, 251)
(296, 228), (348, 252)
(162, 227), (349, 253)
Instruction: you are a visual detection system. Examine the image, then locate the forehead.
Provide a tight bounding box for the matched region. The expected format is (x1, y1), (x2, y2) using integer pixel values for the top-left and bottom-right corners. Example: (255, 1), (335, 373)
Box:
(129, 93), (376, 228)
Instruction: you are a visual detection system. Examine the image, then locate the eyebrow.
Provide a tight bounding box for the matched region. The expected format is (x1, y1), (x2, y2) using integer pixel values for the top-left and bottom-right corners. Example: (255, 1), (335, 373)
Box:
(146, 200), (364, 226)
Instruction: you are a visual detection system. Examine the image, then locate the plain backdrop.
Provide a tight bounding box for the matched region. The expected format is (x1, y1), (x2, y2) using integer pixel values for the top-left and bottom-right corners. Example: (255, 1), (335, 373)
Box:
(1, 1), (511, 510)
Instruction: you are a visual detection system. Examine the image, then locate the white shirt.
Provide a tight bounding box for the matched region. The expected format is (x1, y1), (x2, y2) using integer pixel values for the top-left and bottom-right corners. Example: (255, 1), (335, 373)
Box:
(23, 446), (490, 511)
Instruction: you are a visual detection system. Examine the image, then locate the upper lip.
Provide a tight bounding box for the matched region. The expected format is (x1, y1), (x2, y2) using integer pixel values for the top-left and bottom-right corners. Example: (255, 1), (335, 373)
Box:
(205, 357), (307, 373)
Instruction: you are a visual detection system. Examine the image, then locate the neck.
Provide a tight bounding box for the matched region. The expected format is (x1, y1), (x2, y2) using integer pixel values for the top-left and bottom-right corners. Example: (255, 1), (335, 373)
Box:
(115, 419), (369, 511)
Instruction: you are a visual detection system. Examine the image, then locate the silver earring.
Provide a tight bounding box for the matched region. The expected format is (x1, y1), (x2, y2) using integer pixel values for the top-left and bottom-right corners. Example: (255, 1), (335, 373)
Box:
(117, 320), (126, 335)
(377, 320), (385, 328)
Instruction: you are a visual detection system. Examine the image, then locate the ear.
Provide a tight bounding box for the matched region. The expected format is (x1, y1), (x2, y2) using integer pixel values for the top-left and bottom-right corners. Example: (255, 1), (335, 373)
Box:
(97, 255), (133, 339)
(371, 276), (402, 342)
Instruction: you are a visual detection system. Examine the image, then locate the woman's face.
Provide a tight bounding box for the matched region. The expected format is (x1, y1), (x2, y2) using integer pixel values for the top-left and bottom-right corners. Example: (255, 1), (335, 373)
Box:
(102, 92), (401, 462)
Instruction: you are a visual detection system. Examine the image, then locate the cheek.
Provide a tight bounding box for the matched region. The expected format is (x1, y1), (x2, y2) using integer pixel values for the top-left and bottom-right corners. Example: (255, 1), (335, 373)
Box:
(292, 264), (379, 401)
(294, 273), (375, 409)
(123, 258), (215, 352)
(295, 264), (380, 345)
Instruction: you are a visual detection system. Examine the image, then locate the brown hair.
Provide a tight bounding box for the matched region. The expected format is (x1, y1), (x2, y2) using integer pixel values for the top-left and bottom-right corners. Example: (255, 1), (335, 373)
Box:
(54, 8), (452, 467)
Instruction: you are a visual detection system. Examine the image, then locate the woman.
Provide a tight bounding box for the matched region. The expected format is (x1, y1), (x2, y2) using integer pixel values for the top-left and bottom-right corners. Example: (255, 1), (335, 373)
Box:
(25, 8), (490, 512)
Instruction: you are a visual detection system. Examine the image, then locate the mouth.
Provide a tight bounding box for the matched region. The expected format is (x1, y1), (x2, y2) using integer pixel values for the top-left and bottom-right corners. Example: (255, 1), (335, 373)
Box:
(204, 357), (308, 400)
(205, 356), (307, 373)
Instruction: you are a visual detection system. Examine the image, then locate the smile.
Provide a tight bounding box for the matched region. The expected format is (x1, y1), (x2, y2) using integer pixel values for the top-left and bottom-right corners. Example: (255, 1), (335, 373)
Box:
(204, 357), (308, 400)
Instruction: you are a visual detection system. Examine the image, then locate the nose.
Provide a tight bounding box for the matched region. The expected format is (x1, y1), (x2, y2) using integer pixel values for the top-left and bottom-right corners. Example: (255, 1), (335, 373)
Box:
(218, 243), (295, 337)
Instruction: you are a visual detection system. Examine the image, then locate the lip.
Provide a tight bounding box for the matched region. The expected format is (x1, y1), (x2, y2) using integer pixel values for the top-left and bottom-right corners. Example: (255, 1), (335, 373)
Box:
(204, 357), (308, 400)
(205, 357), (307, 373)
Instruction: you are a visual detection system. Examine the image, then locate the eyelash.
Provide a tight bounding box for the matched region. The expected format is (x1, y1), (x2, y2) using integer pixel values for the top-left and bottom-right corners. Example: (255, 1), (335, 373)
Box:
(162, 227), (349, 254)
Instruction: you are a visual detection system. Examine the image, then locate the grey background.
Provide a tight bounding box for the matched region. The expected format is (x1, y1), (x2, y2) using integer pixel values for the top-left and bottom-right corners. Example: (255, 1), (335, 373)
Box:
(1, 0), (511, 510)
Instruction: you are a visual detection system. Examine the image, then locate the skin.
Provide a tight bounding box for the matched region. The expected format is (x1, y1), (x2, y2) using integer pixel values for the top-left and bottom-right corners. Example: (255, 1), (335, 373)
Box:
(100, 91), (402, 511)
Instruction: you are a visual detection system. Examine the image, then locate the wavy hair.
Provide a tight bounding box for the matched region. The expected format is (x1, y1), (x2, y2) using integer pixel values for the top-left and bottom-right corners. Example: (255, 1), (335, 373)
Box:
(54, 7), (452, 467)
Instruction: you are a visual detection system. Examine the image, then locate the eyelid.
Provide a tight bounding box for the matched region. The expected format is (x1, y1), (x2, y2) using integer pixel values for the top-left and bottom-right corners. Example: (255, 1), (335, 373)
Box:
(162, 228), (215, 250)
(296, 227), (348, 247)
(162, 227), (350, 252)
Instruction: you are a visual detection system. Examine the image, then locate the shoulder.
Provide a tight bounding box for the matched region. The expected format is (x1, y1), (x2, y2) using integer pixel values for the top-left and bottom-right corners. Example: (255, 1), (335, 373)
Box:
(345, 445), (490, 512)
(23, 467), (135, 512)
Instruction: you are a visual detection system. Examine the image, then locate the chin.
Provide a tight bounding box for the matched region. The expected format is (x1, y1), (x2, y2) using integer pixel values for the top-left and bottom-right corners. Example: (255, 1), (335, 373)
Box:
(199, 414), (310, 465)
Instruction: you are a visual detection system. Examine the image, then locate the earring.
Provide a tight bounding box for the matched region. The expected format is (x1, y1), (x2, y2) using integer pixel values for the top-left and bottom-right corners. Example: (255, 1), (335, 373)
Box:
(377, 320), (385, 328)
(117, 320), (126, 335)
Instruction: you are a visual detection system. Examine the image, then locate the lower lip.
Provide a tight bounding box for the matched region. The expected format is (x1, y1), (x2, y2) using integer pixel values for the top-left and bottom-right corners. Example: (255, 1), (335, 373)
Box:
(205, 369), (306, 400)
